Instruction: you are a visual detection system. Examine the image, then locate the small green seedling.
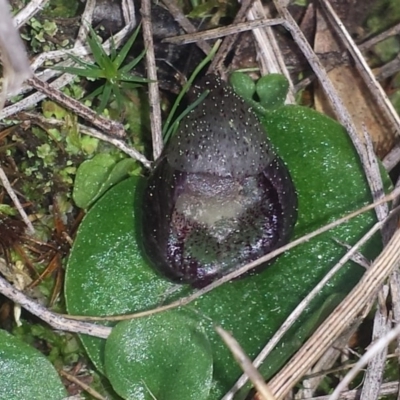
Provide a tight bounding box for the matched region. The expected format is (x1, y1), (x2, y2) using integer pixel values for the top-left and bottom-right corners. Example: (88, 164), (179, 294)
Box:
(54, 24), (149, 112)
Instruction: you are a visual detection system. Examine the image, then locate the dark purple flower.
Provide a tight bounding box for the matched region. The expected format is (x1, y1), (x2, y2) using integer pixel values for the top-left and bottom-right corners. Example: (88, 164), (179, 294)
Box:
(142, 75), (297, 287)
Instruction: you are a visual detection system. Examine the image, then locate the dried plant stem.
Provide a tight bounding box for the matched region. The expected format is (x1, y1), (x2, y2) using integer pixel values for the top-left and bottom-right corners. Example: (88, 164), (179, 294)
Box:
(121, 0), (136, 26)
(273, 0), (386, 229)
(268, 228), (400, 399)
(216, 327), (277, 400)
(319, 0), (400, 144)
(59, 370), (106, 400)
(141, 0), (163, 160)
(0, 274), (111, 338)
(248, 0), (295, 102)
(20, 112), (151, 168)
(359, 22), (400, 52)
(27, 76), (126, 138)
(163, 18), (285, 45)
(329, 322), (400, 400)
(0, 166), (34, 234)
(222, 216), (385, 400)
(161, 0), (211, 55)
(308, 381), (399, 400)
(359, 286), (391, 400)
(75, 0), (96, 45)
(13, 0), (50, 27)
(208, 0), (254, 76)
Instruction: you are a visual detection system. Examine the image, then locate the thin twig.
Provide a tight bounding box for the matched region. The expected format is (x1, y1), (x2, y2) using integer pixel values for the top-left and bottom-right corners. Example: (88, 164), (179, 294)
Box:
(359, 286), (391, 400)
(163, 18), (285, 45)
(79, 126), (151, 169)
(359, 22), (400, 52)
(141, 0), (163, 160)
(59, 370), (106, 400)
(248, 0), (296, 103)
(329, 323), (400, 400)
(20, 112), (151, 169)
(222, 216), (385, 400)
(268, 228), (400, 399)
(216, 326), (277, 400)
(273, 0), (386, 226)
(13, 0), (50, 27)
(208, 0), (255, 76)
(161, 0), (212, 55)
(27, 75), (126, 138)
(121, 0), (136, 26)
(75, 0), (96, 46)
(0, 166), (35, 234)
(307, 381), (399, 400)
(0, 274), (111, 338)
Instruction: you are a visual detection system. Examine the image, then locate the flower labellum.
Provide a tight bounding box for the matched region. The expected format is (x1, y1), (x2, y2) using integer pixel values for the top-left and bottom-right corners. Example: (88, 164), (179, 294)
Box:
(142, 75), (297, 286)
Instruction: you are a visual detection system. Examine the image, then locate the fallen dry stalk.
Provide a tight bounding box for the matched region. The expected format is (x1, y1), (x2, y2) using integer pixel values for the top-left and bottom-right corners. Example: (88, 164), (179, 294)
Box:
(268, 227), (400, 399)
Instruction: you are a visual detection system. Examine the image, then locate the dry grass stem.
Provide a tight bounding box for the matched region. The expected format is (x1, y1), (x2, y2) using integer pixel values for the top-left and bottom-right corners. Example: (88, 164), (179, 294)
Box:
(208, 0), (254, 76)
(59, 370), (106, 400)
(320, 0), (400, 142)
(161, 0), (211, 55)
(21, 112), (151, 168)
(216, 326), (277, 400)
(27, 75), (126, 138)
(141, 0), (163, 160)
(307, 381), (399, 400)
(75, 0), (96, 45)
(268, 228), (400, 399)
(248, 0), (296, 102)
(296, 331), (355, 399)
(383, 141), (400, 171)
(329, 321), (400, 400)
(0, 167), (34, 234)
(122, 0), (136, 26)
(13, 0), (50, 27)
(359, 22), (400, 52)
(222, 216), (384, 399)
(0, 274), (111, 338)
(274, 0), (387, 228)
(163, 18), (285, 45)
(359, 286), (391, 400)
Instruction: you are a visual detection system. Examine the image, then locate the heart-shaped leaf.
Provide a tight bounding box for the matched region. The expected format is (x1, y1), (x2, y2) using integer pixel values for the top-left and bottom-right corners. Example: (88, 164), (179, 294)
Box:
(105, 310), (213, 400)
(73, 153), (136, 208)
(0, 329), (66, 400)
(66, 103), (389, 399)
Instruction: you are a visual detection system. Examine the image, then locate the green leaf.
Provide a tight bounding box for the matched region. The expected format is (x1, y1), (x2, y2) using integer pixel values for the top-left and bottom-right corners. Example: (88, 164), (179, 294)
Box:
(229, 72), (256, 102)
(105, 311), (213, 400)
(72, 154), (136, 209)
(53, 65), (105, 79)
(114, 24), (142, 69)
(0, 329), (66, 400)
(256, 74), (289, 109)
(118, 71), (150, 83)
(66, 104), (390, 398)
(87, 25), (115, 72)
(97, 81), (113, 113)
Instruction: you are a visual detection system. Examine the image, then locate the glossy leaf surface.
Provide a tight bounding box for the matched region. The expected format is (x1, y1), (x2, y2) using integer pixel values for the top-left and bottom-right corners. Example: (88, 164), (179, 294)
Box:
(0, 329), (66, 400)
(73, 153), (136, 208)
(105, 311), (213, 400)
